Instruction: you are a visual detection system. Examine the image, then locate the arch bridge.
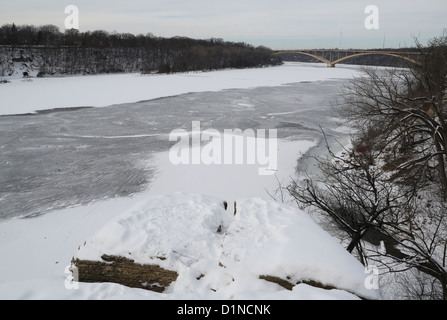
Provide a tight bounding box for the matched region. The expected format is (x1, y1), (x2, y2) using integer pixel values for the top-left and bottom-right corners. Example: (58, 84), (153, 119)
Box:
(274, 49), (422, 67)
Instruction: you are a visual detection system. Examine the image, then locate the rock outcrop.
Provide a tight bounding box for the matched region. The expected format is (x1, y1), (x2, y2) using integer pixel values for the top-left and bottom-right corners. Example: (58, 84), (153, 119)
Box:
(72, 255), (178, 293)
(69, 194), (381, 299)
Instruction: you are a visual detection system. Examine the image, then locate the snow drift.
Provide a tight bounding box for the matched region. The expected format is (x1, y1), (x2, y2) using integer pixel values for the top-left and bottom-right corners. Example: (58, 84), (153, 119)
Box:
(72, 193), (381, 300)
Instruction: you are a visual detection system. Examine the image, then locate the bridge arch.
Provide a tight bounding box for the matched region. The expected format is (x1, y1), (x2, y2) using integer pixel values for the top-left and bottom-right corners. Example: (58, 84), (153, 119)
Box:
(330, 52), (421, 67)
(274, 51), (331, 66)
(274, 51), (421, 67)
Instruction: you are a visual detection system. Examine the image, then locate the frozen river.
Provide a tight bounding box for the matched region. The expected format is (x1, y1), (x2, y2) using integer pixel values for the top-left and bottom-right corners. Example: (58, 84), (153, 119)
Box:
(0, 77), (353, 220)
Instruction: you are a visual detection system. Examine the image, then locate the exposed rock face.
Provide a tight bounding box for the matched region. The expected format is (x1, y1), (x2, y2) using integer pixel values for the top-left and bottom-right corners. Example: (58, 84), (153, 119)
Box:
(259, 275), (367, 300)
(72, 255), (178, 293)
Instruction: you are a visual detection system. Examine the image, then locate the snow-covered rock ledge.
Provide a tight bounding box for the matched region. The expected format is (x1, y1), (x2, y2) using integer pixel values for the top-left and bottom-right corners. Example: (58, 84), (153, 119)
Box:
(71, 193), (381, 300)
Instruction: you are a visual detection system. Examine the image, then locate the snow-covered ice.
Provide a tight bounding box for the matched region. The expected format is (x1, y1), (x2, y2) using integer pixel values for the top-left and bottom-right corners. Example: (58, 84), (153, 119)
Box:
(0, 62), (372, 300)
(0, 70), (354, 220)
(0, 62), (362, 116)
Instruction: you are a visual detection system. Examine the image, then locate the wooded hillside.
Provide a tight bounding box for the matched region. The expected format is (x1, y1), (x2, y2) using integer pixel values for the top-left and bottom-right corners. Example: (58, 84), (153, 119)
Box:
(0, 24), (282, 77)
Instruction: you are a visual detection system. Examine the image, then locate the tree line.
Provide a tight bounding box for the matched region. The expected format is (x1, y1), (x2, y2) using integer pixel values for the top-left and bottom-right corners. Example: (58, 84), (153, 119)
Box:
(0, 24), (282, 76)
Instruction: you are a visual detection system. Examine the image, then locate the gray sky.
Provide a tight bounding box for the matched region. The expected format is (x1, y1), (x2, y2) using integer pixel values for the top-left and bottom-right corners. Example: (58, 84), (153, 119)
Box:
(0, 0), (446, 49)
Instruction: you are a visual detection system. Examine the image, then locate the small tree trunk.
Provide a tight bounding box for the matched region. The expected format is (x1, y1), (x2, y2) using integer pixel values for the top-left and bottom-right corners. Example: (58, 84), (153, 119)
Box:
(442, 276), (447, 300)
(347, 229), (365, 253)
(433, 139), (447, 200)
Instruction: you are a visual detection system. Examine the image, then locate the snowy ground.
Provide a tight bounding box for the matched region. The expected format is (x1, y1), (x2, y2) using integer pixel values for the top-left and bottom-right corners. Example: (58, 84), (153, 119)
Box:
(0, 62), (361, 116)
(73, 193), (380, 300)
(0, 62), (373, 300)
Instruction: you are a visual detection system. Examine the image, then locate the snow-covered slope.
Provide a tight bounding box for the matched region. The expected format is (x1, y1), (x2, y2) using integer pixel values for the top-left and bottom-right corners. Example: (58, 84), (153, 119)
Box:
(73, 193), (380, 300)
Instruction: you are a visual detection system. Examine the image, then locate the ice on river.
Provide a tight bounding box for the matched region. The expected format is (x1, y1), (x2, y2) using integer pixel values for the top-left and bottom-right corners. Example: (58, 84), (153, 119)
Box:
(0, 62), (367, 300)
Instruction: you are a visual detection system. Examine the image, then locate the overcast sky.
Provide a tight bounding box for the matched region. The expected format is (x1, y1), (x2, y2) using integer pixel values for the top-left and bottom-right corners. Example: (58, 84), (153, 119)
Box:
(0, 0), (446, 49)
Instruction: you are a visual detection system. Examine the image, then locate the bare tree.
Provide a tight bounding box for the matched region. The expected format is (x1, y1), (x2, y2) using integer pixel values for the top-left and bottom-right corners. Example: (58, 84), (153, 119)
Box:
(288, 31), (447, 299)
(336, 33), (447, 198)
(289, 131), (447, 299)
(0, 53), (5, 80)
(368, 198), (447, 299)
(288, 131), (413, 265)
(392, 268), (446, 300)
